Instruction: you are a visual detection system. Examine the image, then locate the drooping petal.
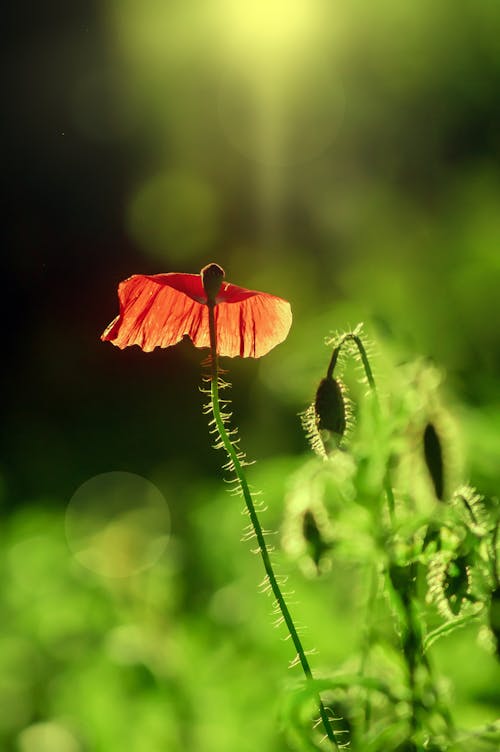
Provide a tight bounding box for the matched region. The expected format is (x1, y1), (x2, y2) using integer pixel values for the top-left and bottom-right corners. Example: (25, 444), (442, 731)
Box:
(214, 291), (292, 357)
(101, 274), (208, 352)
(102, 272), (292, 357)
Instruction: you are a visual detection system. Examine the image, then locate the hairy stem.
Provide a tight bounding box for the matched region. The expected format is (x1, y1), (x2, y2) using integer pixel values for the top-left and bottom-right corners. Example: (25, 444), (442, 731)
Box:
(326, 333), (375, 390)
(207, 304), (341, 749)
(328, 329), (395, 523)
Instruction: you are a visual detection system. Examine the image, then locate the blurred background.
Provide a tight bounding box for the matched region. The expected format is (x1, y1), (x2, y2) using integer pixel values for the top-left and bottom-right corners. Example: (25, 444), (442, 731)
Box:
(2, 1), (500, 750)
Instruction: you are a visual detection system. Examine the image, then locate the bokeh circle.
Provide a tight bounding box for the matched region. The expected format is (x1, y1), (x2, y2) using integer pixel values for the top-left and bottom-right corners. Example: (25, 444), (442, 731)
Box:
(65, 472), (170, 578)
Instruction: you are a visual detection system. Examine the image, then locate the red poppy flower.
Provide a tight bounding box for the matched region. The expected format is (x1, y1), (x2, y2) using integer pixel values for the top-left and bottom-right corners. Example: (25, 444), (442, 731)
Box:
(101, 264), (292, 358)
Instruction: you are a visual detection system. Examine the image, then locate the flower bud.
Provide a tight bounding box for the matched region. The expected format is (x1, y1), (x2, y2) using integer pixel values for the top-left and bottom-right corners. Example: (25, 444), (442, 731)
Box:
(423, 422), (444, 500)
(315, 377), (346, 438)
(201, 263), (225, 304)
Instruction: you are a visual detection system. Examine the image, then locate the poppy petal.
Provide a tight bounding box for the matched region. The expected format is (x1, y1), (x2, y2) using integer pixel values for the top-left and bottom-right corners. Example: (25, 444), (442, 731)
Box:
(102, 273), (292, 357)
(214, 292), (292, 357)
(101, 274), (208, 352)
(216, 282), (256, 304)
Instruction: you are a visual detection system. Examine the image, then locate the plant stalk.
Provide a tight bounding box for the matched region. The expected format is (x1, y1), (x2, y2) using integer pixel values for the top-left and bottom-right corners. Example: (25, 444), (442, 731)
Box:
(207, 304), (340, 749)
(328, 330), (395, 523)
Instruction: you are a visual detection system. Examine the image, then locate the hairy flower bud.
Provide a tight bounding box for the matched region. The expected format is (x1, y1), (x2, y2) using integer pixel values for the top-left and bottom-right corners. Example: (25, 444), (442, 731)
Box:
(315, 377), (346, 437)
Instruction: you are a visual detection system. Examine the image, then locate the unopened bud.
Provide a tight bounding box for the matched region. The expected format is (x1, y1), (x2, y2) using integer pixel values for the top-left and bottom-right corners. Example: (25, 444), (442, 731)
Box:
(201, 263), (225, 304)
(315, 377), (346, 438)
(423, 422), (444, 500)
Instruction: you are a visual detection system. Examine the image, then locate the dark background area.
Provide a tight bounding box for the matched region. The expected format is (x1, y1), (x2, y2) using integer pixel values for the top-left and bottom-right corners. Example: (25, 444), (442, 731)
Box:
(3, 1), (500, 507)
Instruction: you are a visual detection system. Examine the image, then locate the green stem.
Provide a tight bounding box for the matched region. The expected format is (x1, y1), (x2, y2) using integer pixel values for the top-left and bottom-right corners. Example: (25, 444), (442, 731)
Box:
(328, 330), (395, 524)
(491, 520), (499, 588)
(207, 305), (340, 749)
(326, 333), (375, 391)
(383, 473), (396, 526)
(359, 563), (379, 733)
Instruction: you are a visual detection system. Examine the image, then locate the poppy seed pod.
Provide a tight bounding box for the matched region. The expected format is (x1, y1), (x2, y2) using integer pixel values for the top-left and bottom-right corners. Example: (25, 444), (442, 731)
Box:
(201, 262), (225, 303)
(423, 422), (445, 500)
(315, 377), (347, 438)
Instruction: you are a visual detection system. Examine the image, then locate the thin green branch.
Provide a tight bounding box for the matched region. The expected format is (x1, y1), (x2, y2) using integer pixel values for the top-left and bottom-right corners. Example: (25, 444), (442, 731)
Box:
(327, 329), (394, 523)
(359, 563), (379, 733)
(326, 333), (375, 391)
(207, 304), (341, 749)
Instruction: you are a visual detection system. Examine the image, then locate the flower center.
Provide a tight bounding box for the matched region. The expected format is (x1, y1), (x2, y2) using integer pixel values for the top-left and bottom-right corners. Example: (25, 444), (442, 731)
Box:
(201, 263), (225, 305)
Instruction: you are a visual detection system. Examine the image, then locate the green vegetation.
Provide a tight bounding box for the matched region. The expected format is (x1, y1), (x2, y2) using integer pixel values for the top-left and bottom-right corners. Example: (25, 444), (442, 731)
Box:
(1, 324), (499, 751)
